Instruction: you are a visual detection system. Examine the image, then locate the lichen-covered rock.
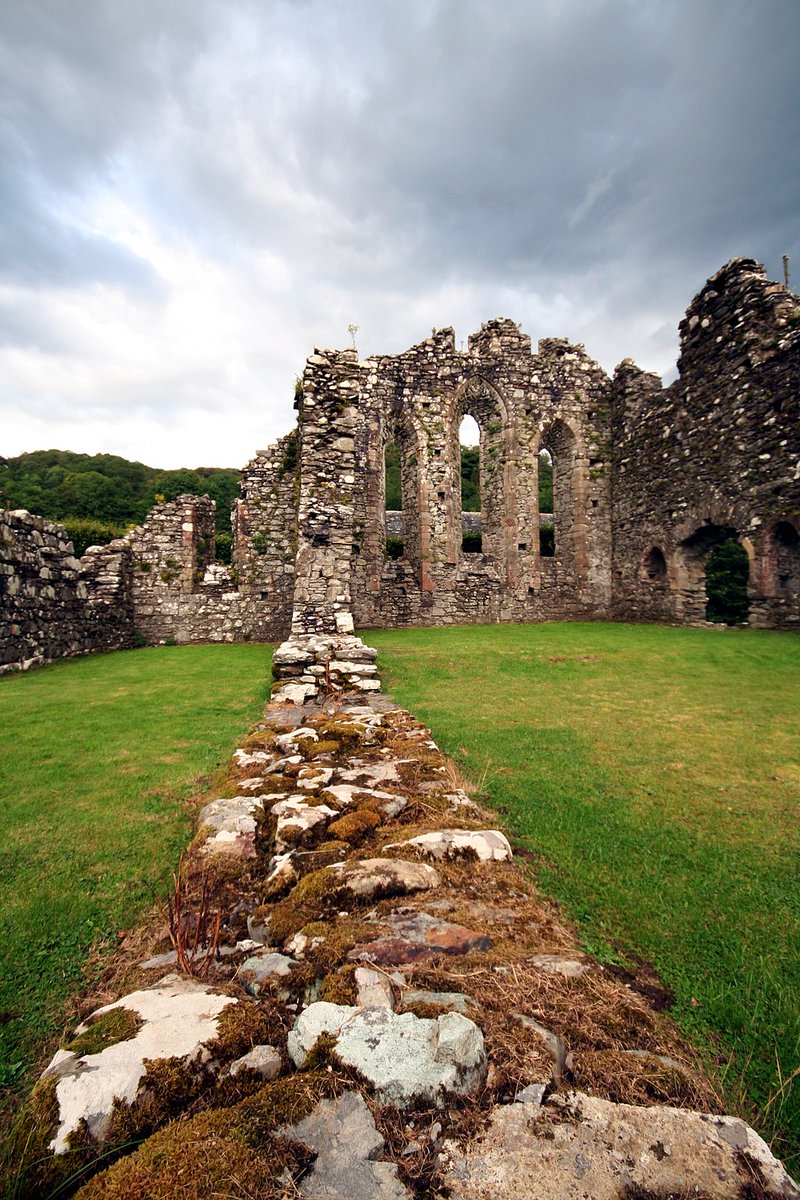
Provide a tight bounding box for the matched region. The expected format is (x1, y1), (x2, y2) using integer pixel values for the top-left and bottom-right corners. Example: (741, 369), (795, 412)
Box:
(350, 909), (492, 964)
(385, 829), (513, 862)
(323, 783), (408, 818)
(227, 1044), (282, 1080)
(197, 795), (264, 832)
(281, 1091), (411, 1199)
(41, 975), (236, 1152)
(270, 795), (338, 853)
(331, 857), (440, 900)
(288, 1002), (486, 1107)
(440, 1090), (800, 1199)
(238, 951), (298, 995)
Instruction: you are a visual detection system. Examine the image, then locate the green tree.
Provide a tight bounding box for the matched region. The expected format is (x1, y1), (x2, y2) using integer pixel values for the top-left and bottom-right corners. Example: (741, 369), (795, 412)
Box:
(385, 444), (402, 509)
(705, 539), (750, 624)
(460, 446), (480, 512)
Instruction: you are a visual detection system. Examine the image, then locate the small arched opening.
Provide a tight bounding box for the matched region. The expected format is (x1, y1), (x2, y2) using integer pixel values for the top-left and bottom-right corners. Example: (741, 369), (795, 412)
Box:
(455, 376), (511, 564)
(773, 521), (800, 600)
(640, 545), (668, 583)
(538, 449), (554, 557)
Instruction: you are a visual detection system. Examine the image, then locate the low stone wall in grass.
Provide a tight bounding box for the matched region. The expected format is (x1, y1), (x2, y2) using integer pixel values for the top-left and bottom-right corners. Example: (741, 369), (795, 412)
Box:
(0, 508), (134, 674)
(10, 673), (800, 1199)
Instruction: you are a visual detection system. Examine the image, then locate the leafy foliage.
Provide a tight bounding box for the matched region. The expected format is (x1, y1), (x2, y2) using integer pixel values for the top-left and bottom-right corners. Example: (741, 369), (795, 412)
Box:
(384, 444), (402, 509)
(0, 450), (240, 539)
(62, 518), (128, 557)
(460, 446), (480, 512)
(705, 538), (750, 624)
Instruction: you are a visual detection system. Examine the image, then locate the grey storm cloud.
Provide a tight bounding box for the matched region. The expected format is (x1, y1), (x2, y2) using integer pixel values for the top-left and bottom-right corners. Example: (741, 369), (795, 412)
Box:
(1, 0), (798, 466)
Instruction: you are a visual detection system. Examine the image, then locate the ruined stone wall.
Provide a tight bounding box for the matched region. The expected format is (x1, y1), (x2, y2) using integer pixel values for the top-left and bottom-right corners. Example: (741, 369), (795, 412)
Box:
(128, 494), (292, 645)
(0, 509), (134, 673)
(234, 433), (299, 613)
(610, 259), (800, 628)
(287, 322), (613, 633)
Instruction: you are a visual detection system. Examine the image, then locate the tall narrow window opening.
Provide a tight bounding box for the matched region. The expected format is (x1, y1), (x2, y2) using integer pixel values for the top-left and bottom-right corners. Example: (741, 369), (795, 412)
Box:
(459, 416), (481, 553)
(539, 448), (554, 556)
(384, 441), (404, 560)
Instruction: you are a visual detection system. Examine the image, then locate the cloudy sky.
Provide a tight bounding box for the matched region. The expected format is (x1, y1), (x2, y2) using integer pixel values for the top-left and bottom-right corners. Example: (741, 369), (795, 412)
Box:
(1, 0), (798, 468)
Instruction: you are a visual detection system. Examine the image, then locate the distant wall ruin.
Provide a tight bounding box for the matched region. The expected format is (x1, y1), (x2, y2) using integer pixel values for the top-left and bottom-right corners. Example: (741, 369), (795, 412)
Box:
(1, 257), (798, 673)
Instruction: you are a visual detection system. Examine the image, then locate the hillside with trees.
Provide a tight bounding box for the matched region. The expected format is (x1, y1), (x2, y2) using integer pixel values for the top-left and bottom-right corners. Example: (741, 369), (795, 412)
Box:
(0, 450), (240, 556)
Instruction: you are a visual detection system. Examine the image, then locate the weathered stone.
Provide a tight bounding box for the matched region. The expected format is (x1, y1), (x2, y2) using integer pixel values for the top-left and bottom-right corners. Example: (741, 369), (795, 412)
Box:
(274, 681), (318, 705)
(275, 726), (319, 752)
(232, 747), (273, 770)
(355, 966), (395, 1009)
(297, 764), (335, 791)
(281, 1091), (411, 1199)
(323, 783), (408, 818)
(514, 1013), (571, 1083)
(351, 909), (492, 964)
(440, 1090), (800, 1199)
(530, 953), (589, 979)
(228, 1044), (281, 1080)
(263, 851), (300, 899)
(385, 829), (513, 863)
(41, 975), (235, 1153)
(271, 796), (338, 853)
(288, 1003), (486, 1107)
(238, 951), (298, 994)
(330, 858), (440, 901)
(403, 990), (474, 1014)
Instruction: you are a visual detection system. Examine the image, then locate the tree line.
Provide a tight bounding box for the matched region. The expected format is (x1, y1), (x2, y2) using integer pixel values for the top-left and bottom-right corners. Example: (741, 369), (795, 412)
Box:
(0, 450), (240, 556)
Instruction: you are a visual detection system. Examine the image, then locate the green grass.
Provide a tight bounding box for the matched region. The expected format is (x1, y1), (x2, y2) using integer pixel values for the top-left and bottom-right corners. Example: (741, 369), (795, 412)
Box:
(366, 622), (800, 1166)
(0, 644), (272, 1108)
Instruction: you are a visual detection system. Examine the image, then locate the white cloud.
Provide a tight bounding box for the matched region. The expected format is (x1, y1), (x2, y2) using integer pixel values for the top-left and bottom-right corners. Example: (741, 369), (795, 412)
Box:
(1, 0), (798, 467)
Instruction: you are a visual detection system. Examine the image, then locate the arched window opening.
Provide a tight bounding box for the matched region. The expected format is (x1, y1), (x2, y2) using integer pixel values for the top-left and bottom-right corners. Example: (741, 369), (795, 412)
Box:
(539, 449), (554, 557)
(459, 416), (481, 553)
(384, 441), (404, 560)
(641, 546), (667, 583)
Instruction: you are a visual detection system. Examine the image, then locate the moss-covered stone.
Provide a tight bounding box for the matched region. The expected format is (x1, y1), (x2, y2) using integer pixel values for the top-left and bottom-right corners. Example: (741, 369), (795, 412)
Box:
(65, 1008), (144, 1058)
(74, 1073), (344, 1199)
(327, 809), (382, 845)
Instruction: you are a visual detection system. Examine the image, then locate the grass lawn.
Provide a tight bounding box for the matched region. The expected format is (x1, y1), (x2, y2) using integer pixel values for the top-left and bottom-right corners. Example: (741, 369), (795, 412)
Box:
(367, 621), (800, 1167)
(0, 643), (272, 1111)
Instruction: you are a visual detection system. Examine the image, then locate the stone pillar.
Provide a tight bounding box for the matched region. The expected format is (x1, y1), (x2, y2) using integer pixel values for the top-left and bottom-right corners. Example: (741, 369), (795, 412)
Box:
(272, 348), (380, 703)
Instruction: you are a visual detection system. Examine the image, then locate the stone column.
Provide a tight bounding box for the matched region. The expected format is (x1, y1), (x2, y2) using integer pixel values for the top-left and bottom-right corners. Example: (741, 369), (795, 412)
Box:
(272, 348), (380, 702)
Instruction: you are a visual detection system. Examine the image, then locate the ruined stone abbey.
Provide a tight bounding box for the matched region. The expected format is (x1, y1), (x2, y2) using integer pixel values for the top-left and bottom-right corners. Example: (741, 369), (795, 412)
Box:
(2, 256), (799, 673)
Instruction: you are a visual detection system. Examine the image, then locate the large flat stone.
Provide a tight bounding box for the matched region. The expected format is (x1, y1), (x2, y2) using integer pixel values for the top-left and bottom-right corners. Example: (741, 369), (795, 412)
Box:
(440, 1090), (800, 1199)
(288, 1003), (486, 1108)
(350, 909), (492, 964)
(384, 829), (513, 863)
(281, 1091), (411, 1199)
(330, 858), (440, 901)
(42, 975), (235, 1152)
